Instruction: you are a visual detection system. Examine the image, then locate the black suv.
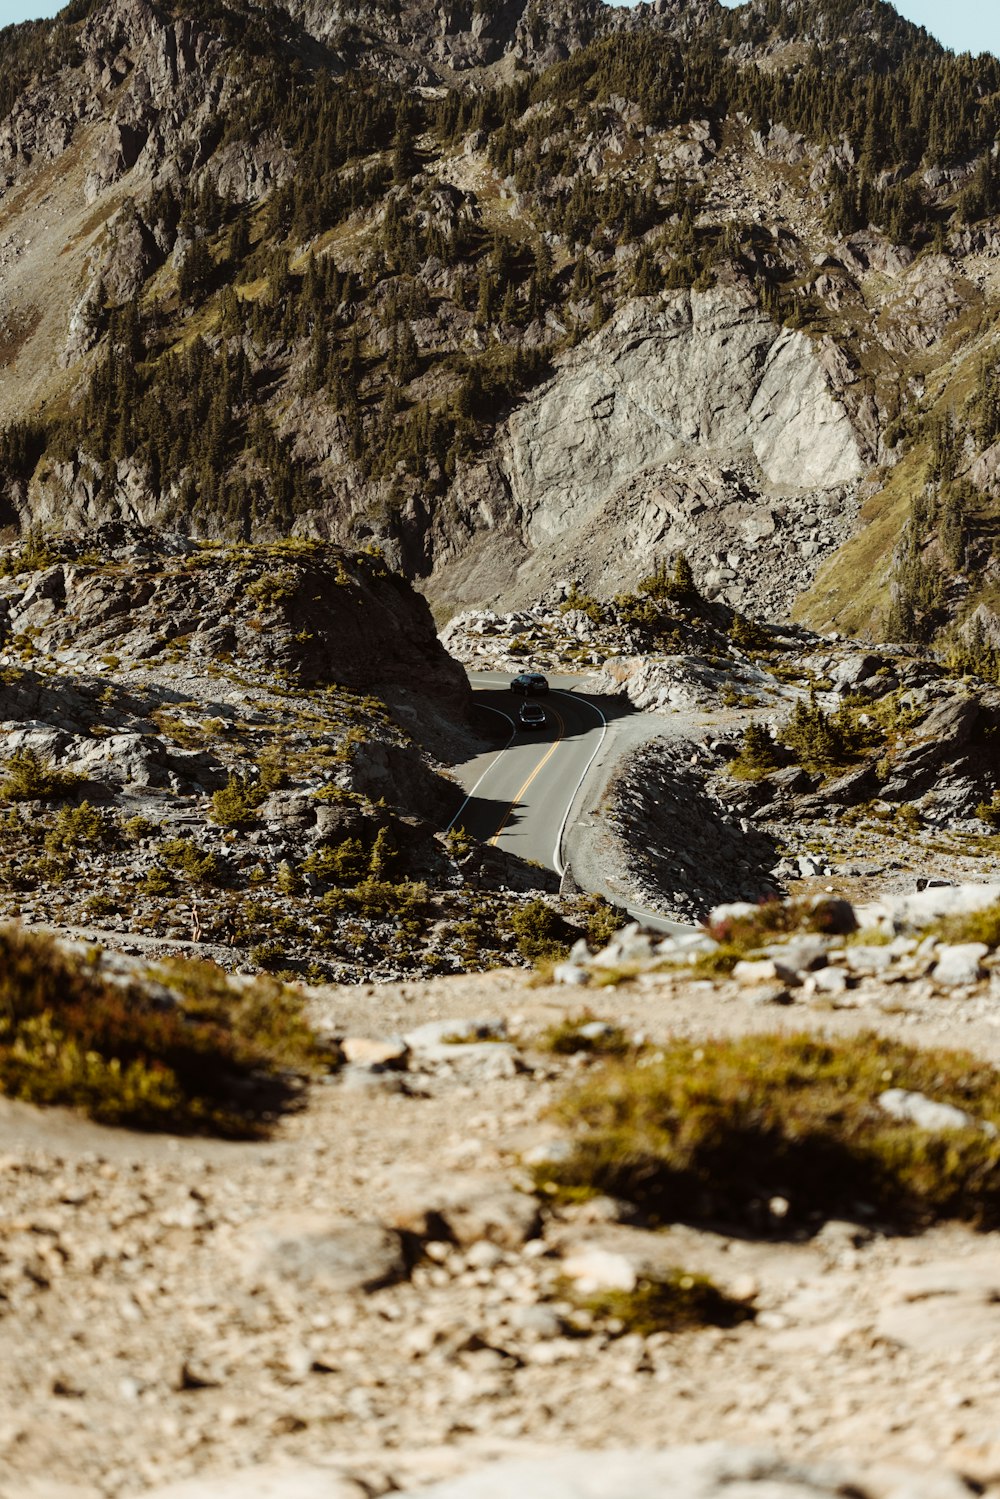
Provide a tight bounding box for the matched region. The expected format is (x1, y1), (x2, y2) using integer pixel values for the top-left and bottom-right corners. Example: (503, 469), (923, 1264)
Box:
(510, 673), (549, 695)
(518, 702), (547, 730)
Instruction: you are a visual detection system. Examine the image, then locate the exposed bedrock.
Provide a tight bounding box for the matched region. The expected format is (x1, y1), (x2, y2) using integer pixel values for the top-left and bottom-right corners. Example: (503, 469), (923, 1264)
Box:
(435, 288), (873, 616)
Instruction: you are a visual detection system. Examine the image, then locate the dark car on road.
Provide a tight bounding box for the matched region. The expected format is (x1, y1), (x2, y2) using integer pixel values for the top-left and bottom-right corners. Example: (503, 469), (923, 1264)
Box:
(510, 673), (549, 695)
(518, 702), (547, 730)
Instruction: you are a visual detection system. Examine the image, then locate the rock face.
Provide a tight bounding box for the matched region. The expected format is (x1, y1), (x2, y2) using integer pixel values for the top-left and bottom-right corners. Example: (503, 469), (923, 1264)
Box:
(440, 289), (868, 610)
(509, 289), (865, 520)
(610, 739), (782, 922)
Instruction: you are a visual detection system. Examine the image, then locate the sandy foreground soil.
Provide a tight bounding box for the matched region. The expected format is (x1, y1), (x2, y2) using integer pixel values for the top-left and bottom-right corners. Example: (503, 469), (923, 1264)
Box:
(4, 956), (1000, 1497)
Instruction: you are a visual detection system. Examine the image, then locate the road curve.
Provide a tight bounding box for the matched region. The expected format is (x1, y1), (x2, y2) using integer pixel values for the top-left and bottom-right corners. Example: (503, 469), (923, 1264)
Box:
(449, 672), (693, 935)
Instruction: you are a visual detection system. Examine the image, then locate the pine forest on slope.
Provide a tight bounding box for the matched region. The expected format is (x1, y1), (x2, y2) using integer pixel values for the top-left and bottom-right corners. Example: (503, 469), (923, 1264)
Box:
(0, 0), (999, 666)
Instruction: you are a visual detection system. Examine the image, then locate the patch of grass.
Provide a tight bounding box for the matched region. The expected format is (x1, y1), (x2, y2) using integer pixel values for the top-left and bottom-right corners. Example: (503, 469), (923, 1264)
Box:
(0, 928), (334, 1136)
(931, 903), (1000, 949)
(567, 1270), (754, 1335)
(541, 1032), (1000, 1230)
(540, 1018), (632, 1057)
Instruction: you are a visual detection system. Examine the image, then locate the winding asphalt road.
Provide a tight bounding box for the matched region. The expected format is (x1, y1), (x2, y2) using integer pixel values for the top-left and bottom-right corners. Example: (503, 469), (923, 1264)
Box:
(448, 672), (691, 934)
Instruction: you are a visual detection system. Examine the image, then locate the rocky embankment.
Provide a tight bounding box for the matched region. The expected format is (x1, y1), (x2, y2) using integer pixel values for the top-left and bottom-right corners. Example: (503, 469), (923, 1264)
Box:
(0, 526), (614, 981)
(443, 596), (1000, 922)
(6, 884), (1000, 1496)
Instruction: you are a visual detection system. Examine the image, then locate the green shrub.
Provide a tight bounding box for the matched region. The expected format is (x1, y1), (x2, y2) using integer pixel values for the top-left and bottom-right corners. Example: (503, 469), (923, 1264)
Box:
(577, 894), (627, 950)
(322, 877), (429, 920)
(542, 1032), (1000, 1230)
(559, 585), (604, 625)
(730, 613), (771, 652)
(44, 801), (112, 852)
(246, 567), (299, 611)
(976, 794), (1000, 831)
(211, 773), (266, 826)
(302, 836), (376, 886)
(124, 814), (159, 841)
(640, 553), (700, 606)
(932, 903), (1000, 949)
(509, 899), (572, 962)
(159, 836), (227, 887)
(566, 1269), (754, 1335)
(541, 1018), (631, 1056)
(782, 692), (861, 772)
(84, 892), (117, 918)
(731, 721), (779, 778)
(0, 928), (333, 1135)
(1, 749), (84, 803)
(140, 867), (174, 896)
(249, 939), (288, 972)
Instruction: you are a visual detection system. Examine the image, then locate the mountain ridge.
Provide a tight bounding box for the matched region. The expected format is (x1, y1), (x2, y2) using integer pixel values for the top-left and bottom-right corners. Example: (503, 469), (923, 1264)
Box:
(0, 0), (998, 652)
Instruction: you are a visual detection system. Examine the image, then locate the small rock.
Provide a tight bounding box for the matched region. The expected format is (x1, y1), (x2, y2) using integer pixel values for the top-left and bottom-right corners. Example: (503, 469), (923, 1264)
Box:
(404, 1017), (506, 1049)
(506, 1303), (564, 1339)
(341, 1036), (409, 1069)
(388, 1172), (542, 1250)
(554, 962), (591, 986)
(733, 958), (799, 987)
(843, 945), (895, 975)
(931, 943), (989, 987)
(561, 1245), (637, 1294)
(878, 1089), (982, 1133)
(237, 1216), (408, 1293)
(804, 966), (849, 996)
(465, 1240), (505, 1270)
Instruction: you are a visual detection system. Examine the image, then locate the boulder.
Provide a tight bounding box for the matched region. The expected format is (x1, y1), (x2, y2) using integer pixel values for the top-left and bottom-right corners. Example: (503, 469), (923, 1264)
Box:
(233, 1216), (408, 1293)
(386, 1170), (542, 1249)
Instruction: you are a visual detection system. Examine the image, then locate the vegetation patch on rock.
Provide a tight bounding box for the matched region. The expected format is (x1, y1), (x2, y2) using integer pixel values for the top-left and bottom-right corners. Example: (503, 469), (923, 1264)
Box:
(0, 927), (335, 1136)
(540, 1032), (1000, 1231)
(564, 1269), (755, 1337)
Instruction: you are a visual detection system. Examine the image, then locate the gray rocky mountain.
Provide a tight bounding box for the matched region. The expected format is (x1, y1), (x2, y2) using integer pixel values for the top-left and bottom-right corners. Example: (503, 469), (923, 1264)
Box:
(0, 0), (996, 653)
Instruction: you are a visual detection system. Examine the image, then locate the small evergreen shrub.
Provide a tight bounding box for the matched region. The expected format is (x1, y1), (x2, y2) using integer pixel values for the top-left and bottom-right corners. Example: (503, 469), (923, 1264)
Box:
(509, 899), (572, 962)
(976, 794), (1000, 831)
(159, 836), (227, 887)
(1, 749), (84, 803)
(44, 801), (112, 851)
(211, 773), (266, 826)
(731, 721), (779, 778)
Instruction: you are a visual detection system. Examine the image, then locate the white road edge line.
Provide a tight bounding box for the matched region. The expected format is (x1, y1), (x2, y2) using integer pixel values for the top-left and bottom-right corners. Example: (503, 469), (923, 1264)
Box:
(444, 703), (517, 833)
(551, 690), (607, 879)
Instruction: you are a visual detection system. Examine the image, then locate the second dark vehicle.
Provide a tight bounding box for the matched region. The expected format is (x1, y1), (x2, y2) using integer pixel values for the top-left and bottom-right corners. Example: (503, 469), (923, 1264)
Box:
(510, 673), (549, 695)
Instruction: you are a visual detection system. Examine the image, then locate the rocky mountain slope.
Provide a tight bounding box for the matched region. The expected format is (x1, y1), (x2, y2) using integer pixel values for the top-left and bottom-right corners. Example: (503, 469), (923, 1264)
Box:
(0, 524), (623, 981)
(0, 0), (999, 654)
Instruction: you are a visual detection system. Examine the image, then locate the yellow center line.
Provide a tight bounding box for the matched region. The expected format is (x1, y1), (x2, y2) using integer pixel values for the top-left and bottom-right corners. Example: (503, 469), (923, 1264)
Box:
(489, 705), (565, 846)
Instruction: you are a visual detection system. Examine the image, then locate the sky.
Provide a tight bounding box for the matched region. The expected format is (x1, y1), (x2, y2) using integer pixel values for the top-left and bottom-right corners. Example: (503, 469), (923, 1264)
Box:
(0, 0), (996, 56)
